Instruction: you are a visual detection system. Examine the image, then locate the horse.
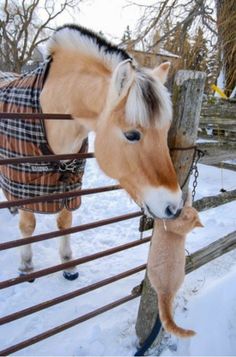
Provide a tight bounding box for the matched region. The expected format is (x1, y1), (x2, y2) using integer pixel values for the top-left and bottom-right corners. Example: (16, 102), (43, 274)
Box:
(0, 24), (182, 280)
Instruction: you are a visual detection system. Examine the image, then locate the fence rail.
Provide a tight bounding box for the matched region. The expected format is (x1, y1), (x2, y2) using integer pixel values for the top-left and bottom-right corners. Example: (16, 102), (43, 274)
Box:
(0, 264), (146, 326)
(0, 292), (140, 356)
(0, 184), (121, 209)
(0, 234), (148, 289)
(0, 211), (142, 252)
(0, 152), (94, 165)
(0, 112), (72, 120)
(186, 230), (236, 274)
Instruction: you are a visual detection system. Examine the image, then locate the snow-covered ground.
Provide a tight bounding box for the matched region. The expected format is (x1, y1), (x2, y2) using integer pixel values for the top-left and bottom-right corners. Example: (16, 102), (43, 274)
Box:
(0, 136), (236, 356)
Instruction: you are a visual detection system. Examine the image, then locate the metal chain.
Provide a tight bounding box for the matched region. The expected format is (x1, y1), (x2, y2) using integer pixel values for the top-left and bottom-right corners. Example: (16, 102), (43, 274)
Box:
(191, 149), (205, 201)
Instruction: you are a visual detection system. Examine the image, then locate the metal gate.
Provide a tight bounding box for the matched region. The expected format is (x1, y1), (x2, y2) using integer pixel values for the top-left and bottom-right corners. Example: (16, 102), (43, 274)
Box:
(0, 113), (150, 355)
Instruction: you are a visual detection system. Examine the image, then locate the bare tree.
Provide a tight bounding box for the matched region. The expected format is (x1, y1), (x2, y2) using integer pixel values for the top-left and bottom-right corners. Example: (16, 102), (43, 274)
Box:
(124, 1), (221, 91)
(135, 0), (235, 95)
(126, 0), (217, 51)
(0, 0), (82, 72)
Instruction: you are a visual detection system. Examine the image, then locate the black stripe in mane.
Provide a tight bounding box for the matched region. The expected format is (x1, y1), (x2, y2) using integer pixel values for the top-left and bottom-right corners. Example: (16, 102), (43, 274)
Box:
(55, 24), (131, 62)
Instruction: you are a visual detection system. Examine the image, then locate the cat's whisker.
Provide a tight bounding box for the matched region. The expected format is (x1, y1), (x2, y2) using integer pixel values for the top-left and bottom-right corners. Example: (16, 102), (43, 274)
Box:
(163, 219), (167, 231)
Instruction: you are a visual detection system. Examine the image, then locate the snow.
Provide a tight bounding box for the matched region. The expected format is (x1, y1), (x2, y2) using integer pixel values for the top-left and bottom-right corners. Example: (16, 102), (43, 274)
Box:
(0, 136), (236, 356)
(223, 159), (236, 165)
(196, 138), (218, 144)
(158, 270), (236, 356)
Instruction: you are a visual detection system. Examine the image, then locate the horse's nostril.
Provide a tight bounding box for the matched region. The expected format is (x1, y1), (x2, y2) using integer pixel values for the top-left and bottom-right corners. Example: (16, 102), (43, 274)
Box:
(165, 205), (177, 218)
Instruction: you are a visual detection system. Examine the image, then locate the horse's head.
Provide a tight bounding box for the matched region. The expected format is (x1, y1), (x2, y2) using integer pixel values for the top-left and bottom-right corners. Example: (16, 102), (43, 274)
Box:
(42, 25), (181, 219)
(94, 60), (182, 219)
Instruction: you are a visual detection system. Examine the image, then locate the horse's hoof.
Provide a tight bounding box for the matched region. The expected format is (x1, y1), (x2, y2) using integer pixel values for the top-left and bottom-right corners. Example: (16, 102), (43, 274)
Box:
(63, 271), (79, 281)
(19, 271), (35, 283)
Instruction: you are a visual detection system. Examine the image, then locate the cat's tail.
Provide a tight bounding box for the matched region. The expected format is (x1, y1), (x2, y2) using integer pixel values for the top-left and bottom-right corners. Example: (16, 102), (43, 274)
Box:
(158, 294), (196, 338)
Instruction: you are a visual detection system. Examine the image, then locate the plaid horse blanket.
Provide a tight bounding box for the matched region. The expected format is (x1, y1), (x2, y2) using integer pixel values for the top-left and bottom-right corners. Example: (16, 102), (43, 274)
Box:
(0, 60), (88, 213)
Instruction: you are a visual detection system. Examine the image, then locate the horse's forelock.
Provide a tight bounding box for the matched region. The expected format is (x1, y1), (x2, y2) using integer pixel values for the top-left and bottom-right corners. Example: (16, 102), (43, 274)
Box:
(125, 69), (172, 128)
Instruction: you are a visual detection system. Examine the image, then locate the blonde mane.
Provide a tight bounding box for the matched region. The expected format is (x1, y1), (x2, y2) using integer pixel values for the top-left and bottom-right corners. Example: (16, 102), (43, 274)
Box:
(47, 24), (172, 128)
(47, 24), (130, 71)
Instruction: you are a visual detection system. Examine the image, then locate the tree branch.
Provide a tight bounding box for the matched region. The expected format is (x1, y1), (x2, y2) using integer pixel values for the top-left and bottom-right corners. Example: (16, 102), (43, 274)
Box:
(0, 0), (82, 72)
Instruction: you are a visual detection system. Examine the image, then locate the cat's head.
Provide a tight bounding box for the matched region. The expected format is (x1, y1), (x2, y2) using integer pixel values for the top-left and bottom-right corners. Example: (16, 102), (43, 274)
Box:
(165, 197), (203, 236)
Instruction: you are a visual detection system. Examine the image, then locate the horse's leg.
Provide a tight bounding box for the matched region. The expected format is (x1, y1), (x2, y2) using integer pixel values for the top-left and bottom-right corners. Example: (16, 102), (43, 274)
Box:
(57, 208), (78, 280)
(18, 210), (36, 279)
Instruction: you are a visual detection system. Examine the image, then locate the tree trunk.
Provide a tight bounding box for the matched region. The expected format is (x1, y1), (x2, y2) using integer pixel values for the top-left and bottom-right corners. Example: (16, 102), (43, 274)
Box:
(216, 0), (236, 95)
(135, 70), (206, 346)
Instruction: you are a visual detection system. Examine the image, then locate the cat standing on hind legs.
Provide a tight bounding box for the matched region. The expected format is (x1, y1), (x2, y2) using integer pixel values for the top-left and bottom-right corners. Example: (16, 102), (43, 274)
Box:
(147, 192), (204, 338)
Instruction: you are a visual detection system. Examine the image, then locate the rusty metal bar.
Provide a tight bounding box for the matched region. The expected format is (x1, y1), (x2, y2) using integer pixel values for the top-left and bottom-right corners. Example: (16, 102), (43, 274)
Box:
(0, 152), (94, 165)
(0, 184), (121, 209)
(0, 264), (146, 325)
(0, 236), (150, 289)
(0, 292), (140, 356)
(0, 211), (142, 252)
(0, 112), (72, 120)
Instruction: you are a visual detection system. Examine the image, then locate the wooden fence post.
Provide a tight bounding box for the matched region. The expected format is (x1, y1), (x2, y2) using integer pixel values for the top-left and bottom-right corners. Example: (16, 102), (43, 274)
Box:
(135, 70), (206, 346)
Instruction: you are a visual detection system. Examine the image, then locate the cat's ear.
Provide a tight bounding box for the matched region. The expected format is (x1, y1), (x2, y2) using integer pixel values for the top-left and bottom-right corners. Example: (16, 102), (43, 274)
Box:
(195, 219), (204, 228)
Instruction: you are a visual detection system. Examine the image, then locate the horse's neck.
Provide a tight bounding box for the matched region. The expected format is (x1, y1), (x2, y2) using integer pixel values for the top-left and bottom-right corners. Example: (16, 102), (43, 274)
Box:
(44, 119), (88, 155)
(40, 50), (109, 154)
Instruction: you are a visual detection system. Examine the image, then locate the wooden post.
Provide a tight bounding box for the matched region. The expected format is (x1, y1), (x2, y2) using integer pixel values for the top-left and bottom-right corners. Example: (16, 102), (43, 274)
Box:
(135, 70), (206, 346)
(194, 189), (236, 211)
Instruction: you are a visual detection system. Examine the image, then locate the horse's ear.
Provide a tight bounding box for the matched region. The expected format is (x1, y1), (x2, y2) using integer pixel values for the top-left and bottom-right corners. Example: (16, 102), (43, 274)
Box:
(109, 59), (135, 106)
(152, 62), (171, 84)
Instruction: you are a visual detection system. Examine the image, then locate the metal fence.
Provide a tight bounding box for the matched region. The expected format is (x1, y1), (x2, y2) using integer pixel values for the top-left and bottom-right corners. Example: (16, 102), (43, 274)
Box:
(0, 112), (149, 355)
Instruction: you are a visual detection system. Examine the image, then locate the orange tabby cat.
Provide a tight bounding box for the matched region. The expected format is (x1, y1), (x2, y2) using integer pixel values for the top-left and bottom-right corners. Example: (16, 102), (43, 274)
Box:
(147, 194), (203, 338)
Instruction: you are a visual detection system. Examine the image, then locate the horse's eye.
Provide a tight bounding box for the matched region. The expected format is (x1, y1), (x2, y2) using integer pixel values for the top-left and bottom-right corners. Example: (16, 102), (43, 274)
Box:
(124, 130), (141, 142)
